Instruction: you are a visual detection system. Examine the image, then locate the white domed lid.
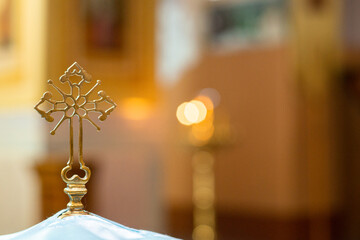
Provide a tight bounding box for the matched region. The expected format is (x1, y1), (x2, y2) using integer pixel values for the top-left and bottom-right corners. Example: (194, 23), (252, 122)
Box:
(0, 209), (178, 240)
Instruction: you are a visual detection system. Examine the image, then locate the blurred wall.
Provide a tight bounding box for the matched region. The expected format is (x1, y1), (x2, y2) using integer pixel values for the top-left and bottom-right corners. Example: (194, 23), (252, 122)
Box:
(164, 1), (342, 239)
(0, 0), (47, 234)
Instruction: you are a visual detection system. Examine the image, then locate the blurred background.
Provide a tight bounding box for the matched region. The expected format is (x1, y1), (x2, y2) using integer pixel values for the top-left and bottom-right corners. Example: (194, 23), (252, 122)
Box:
(1, 0), (360, 239)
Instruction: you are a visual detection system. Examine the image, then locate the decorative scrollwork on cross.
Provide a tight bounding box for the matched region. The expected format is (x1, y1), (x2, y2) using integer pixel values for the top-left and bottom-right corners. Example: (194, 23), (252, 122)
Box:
(34, 62), (116, 217)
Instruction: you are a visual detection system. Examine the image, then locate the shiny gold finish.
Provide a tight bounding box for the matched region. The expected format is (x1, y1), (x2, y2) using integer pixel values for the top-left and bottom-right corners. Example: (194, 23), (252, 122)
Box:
(35, 62), (116, 217)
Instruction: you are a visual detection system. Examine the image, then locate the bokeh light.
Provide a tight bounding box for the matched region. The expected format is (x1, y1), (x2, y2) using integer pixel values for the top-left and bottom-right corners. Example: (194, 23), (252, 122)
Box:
(184, 102), (200, 123)
(120, 97), (152, 120)
(190, 123), (214, 146)
(177, 100), (208, 126)
(176, 102), (193, 125)
(198, 88), (221, 108)
(195, 95), (214, 111)
(190, 100), (207, 123)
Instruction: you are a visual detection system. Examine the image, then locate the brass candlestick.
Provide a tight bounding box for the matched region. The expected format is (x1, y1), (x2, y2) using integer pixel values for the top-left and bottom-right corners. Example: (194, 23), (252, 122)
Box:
(34, 62), (116, 218)
(176, 94), (231, 240)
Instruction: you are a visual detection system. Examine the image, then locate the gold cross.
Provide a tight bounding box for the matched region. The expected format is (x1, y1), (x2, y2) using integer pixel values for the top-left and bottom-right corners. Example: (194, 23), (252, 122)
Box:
(35, 62), (116, 217)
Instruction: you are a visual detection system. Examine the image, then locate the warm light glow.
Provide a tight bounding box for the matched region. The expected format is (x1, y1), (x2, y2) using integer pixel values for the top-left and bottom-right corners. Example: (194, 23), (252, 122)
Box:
(190, 124), (215, 145)
(177, 100), (208, 126)
(184, 102), (199, 123)
(120, 98), (152, 120)
(188, 110), (214, 145)
(191, 100), (207, 122)
(195, 96), (214, 111)
(198, 88), (221, 108)
(176, 102), (192, 125)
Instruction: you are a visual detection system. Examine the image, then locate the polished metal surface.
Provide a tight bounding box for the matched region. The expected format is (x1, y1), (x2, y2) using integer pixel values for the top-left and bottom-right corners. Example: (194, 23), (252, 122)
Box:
(34, 62), (116, 217)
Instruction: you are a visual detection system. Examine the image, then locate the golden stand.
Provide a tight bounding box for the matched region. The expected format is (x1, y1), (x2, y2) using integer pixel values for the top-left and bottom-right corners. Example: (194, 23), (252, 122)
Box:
(192, 150), (216, 240)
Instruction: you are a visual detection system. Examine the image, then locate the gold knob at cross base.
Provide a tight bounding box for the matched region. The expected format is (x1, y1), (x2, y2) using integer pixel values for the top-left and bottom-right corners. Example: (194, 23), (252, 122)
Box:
(34, 62), (116, 218)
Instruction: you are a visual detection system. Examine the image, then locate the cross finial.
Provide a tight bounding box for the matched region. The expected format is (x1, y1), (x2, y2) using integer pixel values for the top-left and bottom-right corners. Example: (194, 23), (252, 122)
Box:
(35, 62), (116, 218)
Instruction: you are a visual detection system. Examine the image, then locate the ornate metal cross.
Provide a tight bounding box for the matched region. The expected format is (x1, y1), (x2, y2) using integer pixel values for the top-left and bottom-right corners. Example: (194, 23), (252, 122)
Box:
(35, 62), (116, 217)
